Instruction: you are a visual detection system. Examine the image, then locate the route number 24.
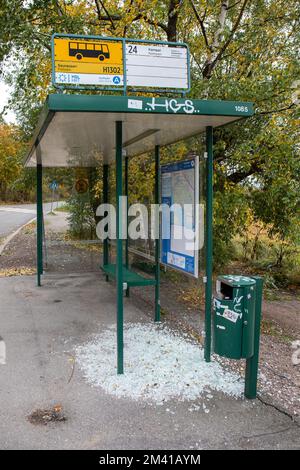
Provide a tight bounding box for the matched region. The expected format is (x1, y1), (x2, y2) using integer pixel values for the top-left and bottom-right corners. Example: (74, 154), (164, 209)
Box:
(128, 45), (138, 54)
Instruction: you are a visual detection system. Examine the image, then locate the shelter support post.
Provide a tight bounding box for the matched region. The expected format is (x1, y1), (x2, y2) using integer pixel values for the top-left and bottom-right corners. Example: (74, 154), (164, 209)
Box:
(125, 155), (129, 297)
(155, 145), (161, 322)
(103, 164), (109, 281)
(204, 126), (213, 362)
(36, 160), (43, 287)
(116, 121), (124, 374)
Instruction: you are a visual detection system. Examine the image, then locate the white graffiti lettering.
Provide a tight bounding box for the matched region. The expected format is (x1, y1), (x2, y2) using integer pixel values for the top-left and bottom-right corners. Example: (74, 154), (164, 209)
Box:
(146, 97), (195, 114)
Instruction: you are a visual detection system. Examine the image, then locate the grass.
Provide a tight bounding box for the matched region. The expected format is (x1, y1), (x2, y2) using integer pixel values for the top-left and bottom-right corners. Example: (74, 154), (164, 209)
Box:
(0, 200), (33, 205)
(0, 267), (35, 277)
(179, 285), (204, 308)
(22, 221), (36, 234)
(55, 205), (70, 213)
(161, 268), (184, 283)
(160, 307), (167, 317)
(68, 241), (102, 253)
(63, 232), (102, 253)
(231, 223), (300, 296)
(263, 288), (300, 301)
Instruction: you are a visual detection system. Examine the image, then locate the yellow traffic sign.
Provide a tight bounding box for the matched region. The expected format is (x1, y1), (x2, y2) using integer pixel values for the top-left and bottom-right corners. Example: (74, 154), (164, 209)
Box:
(53, 37), (123, 86)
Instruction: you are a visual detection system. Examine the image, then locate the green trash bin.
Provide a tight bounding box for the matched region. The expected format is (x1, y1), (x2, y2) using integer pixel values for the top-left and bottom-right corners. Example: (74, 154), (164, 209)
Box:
(213, 275), (256, 359)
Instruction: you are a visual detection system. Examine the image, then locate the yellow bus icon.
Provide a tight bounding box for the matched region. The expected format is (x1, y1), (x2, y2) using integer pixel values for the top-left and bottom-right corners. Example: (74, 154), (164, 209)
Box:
(69, 41), (110, 61)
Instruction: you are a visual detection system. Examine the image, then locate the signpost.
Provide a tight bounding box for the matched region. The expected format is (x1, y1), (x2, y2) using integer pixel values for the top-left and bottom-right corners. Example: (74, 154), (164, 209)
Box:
(49, 180), (58, 213)
(52, 34), (190, 93)
(49, 180), (58, 190)
(161, 157), (200, 278)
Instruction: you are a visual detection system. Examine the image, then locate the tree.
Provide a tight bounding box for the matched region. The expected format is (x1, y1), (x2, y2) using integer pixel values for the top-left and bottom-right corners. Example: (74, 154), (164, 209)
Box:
(0, 1), (299, 263)
(0, 123), (26, 201)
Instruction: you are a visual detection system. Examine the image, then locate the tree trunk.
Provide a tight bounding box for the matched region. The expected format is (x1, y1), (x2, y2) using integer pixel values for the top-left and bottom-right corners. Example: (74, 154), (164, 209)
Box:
(166, 0), (181, 42)
(202, 0), (229, 78)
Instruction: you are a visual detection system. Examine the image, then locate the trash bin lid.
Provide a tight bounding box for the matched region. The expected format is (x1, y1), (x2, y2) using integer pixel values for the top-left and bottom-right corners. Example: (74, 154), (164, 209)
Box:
(218, 275), (256, 287)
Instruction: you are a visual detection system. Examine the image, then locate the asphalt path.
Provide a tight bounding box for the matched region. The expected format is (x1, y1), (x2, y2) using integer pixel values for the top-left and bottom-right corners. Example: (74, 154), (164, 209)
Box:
(0, 202), (60, 238)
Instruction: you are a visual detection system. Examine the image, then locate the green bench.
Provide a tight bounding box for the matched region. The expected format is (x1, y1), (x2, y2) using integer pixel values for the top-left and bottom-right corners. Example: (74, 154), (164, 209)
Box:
(101, 263), (156, 287)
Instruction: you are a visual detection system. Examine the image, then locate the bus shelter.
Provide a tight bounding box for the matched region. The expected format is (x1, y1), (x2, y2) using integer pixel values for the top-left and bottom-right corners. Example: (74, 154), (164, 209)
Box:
(24, 93), (254, 375)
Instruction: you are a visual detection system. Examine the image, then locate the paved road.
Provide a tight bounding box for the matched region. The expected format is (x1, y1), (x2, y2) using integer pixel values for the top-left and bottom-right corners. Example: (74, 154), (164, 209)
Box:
(0, 202), (60, 238)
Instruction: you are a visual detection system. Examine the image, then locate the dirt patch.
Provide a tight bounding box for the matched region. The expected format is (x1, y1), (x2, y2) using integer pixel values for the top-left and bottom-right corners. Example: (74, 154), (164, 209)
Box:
(28, 405), (66, 426)
(263, 299), (300, 338)
(258, 334), (300, 416)
(0, 229), (101, 274)
(0, 231), (36, 272)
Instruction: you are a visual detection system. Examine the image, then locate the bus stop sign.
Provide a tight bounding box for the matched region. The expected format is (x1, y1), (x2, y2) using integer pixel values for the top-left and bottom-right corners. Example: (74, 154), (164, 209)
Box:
(52, 34), (190, 92)
(53, 36), (123, 87)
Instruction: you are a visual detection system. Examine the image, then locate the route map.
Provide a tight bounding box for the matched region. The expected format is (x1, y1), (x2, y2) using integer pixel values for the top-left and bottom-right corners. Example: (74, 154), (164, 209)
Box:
(161, 157), (199, 277)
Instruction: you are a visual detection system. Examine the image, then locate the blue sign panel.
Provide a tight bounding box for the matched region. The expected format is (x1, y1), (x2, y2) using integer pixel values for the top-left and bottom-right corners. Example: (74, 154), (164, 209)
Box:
(49, 180), (58, 190)
(161, 157), (199, 277)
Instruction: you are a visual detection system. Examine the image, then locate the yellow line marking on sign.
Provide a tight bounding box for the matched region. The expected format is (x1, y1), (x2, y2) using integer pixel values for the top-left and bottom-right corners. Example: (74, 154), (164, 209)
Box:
(55, 61), (123, 75)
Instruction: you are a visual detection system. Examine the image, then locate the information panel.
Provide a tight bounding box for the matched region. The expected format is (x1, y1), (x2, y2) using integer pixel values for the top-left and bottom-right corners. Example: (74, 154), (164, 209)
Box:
(52, 35), (189, 91)
(126, 43), (188, 89)
(161, 157), (199, 278)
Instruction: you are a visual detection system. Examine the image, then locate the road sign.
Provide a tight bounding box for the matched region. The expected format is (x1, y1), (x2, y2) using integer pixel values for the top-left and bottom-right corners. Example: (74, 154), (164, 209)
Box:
(75, 178), (89, 194)
(52, 34), (190, 92)
(49, 180), (58, 190)
(161, 157), (200, 278)
(53, 37), (123, 86)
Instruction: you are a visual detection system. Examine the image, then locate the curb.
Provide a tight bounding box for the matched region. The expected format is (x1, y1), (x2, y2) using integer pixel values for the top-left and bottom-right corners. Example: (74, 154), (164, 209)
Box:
(0, 203), (63, 256)
(0, 216), (37, 256)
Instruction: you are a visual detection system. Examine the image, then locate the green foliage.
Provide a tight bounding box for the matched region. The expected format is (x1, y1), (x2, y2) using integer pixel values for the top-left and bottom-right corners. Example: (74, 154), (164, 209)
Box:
(66, 192), (96, 240)
(0, 122), (33, 201)
(234, 223), (300, 290)
(0, 120), (75, 202)
(0, 0), (299, 274)
(213, 183), (250, 267)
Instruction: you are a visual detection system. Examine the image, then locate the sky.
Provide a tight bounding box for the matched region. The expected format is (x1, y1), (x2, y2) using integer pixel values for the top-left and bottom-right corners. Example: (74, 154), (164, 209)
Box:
(0, 81), (17, 124)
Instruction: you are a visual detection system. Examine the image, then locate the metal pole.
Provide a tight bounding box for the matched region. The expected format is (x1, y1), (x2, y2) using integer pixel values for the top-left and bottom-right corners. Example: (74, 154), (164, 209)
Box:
(204, 126), (213, 362)
(124, 155), (129, 297)
(56, 186), (59, 209)
(155, 145), (161, 322)
(42, 212), (48, 269)
(116, 121), (124, 374)
(50, 187), (54, 213)
(36, 162), (43, 286)
(245, 276), (263, 399)
(103, 164), (109, 274)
